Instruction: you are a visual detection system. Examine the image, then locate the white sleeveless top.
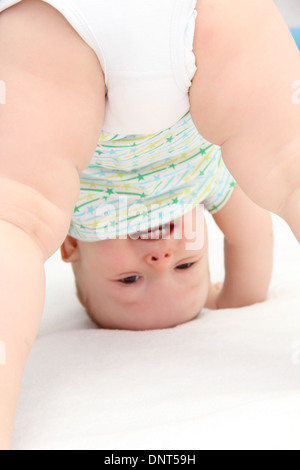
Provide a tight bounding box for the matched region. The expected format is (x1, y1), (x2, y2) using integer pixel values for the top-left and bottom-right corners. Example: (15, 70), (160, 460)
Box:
(0, 0), (198, 134)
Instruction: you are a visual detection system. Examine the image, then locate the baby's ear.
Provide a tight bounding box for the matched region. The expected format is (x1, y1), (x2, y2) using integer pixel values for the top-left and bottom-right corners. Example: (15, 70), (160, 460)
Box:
(60, 236), (79, 263)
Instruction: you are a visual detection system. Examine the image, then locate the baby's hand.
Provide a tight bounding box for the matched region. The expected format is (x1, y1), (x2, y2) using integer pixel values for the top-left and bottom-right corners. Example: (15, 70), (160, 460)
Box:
(204, 283), (223, 310)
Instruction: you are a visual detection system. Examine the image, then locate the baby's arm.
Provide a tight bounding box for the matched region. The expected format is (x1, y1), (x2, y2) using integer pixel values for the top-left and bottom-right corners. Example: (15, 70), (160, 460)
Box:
(0, 0), (105, 449)
(210, 186), (274, 309)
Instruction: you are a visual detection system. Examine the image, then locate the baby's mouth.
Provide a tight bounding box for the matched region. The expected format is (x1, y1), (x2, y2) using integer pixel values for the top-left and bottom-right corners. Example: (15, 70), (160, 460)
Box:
(131, 222), (175, 240)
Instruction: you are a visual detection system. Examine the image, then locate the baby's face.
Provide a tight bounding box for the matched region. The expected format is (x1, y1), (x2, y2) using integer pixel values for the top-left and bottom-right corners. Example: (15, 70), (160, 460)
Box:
(62, 209), (210, 330)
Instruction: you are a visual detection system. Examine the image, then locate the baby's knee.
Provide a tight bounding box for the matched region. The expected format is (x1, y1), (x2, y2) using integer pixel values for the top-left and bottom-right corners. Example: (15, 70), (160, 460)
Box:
(0, 176), (75, 260)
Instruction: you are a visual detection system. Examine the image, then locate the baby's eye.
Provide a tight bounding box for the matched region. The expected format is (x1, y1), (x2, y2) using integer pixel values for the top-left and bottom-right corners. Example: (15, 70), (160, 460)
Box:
(119, 275), (141, 285)
(176, 263), (194, 270)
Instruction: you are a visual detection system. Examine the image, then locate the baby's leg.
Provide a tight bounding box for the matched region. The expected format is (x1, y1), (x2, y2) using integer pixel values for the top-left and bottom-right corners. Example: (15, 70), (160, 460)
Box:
(0, 0), (105, 448)
(190, 0), (300, 241)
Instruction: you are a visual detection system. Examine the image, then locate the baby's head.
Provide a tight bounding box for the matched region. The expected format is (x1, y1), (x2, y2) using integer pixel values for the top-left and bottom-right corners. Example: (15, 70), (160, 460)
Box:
(61, 208), (210, 330)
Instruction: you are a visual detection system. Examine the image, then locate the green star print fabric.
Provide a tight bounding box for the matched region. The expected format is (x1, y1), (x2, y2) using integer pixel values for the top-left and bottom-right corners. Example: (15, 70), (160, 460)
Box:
(69, 112), (236, 240)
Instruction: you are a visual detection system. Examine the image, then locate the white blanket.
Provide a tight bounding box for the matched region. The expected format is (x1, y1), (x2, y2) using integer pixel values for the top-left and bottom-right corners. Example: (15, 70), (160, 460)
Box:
(11, 214), (300, 450)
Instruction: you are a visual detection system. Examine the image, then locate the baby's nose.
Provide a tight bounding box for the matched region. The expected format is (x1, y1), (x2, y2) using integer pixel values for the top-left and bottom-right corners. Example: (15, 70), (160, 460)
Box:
(144, 250), (174, 273)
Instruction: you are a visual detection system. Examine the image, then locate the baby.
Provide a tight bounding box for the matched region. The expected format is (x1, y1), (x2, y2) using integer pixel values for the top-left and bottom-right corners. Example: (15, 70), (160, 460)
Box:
(61, 201), (273, 331)
(0, 0), (299, 450)
(60, 115), (274, 331)
(62, 207), (212, 331)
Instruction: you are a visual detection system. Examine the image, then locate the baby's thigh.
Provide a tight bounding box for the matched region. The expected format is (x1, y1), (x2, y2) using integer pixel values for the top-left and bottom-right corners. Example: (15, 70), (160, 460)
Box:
(0, 0), (105, 258)
(190, 0), (299, 144)
(190, 0), (300, 211)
